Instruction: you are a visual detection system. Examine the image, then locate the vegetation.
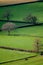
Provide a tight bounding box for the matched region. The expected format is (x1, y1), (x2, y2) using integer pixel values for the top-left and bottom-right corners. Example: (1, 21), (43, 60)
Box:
(1, 22), (16, 35)
(23, 14), (37, 24)
(0, 36), (43, 65)
(0, 2), (43, 65)
(0, 2), (43, 22)
(2, 9), (13, 21)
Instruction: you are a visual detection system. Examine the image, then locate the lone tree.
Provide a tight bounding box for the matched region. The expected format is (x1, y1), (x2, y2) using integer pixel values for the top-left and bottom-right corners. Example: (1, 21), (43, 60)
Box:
(24, 14), (37, 24)
(34, 38), (43, 55)
(2, 22), (16, 35)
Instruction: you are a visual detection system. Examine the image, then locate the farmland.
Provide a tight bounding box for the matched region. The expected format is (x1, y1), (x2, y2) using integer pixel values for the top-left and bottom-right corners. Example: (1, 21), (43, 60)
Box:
(0, 1), (43, 65)
(0, 2), (43, 22)
(0, 35), (43, 65)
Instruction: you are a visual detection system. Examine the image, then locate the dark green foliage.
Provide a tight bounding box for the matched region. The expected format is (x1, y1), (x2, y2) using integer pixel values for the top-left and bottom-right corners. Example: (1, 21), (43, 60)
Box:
(41, 51), (43, 55)
(23, 14), (37, 24)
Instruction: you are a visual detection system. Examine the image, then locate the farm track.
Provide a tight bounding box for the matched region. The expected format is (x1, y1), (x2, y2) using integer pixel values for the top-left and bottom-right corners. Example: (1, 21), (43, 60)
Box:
(0, 46), (37, 53)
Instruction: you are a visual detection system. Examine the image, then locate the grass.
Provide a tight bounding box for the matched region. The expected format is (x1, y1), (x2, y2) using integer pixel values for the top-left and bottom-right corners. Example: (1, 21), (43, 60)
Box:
(0, 26), (43, 36)
(0, 21), (28, 28)
(0, 2), (43, 22)
(0, 49), (35, 62)
(0, 53), (43, 65)
(0, 2), (43, 65)
(0, 35), (38, 65)
(13, 26), (43, 36)
(0, 24), (43, 65)
(0, 26), (43, 49)
(0, 36), (35, 50)
(0, 29), (43, 65)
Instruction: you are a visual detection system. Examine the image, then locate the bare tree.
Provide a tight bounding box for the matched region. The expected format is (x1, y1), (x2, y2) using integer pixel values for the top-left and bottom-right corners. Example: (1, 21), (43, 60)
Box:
(35, 39), (43, 55)
(34, 39), (40, 53)
(1, 22), (16, 35)
(23, 14), (37, 24)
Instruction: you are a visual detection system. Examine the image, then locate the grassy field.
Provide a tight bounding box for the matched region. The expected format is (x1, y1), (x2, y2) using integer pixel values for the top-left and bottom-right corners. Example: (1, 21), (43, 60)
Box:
(0, 2), (43, 28)
(0, 55), (43, 65)
(0, 48), (36, 62)
(0, 26), (43, 36)
(13, 26), (43, 36)
(0, 36), (35, 50)
(0, 2), (43, 65)
(0, 25), (43, 65)
(0, 2), (43, 22)
(0, 35), (43, 65)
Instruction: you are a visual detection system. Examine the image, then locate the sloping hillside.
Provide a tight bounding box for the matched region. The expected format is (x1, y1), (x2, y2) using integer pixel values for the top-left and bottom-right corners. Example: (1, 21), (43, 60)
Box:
(0, 2), (43, 22)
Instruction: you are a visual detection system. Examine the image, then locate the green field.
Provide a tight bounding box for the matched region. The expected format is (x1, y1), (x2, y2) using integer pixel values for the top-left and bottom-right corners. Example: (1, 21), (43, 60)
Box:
(0, 2), (43, 65)
(0, 35), (43, 65)
(0, 29), (43, 65)
(0, 48), (35, 62)
(0, 55), (43, 65)
(0, 2), (43, 22)
(0, 26), (43, 37)
(13, 26), (43, 36)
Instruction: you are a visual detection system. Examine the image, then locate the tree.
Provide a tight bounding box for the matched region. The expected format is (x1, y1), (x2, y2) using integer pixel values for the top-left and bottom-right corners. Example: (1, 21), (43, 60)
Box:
(34, 38), (43, 55)
(1, 22), (16, 35)
(2, 9), (13, 21)
(35, 39), (40, 53)
(23, 14), (37, 24)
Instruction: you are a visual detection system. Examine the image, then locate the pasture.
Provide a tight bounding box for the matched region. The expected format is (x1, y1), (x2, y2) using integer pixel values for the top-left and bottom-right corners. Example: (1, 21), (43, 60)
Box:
(0, 1), (43, 65)
(0, 26), (43, 65)
(0, 35), (43, 65)
(0, 2), (43, 22)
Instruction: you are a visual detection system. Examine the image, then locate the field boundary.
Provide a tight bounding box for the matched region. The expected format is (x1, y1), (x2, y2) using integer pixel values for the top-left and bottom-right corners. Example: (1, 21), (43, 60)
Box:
(0, 1), (41, 7)
(0, 55), (37, 64)
(0, 46), (38, 53)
